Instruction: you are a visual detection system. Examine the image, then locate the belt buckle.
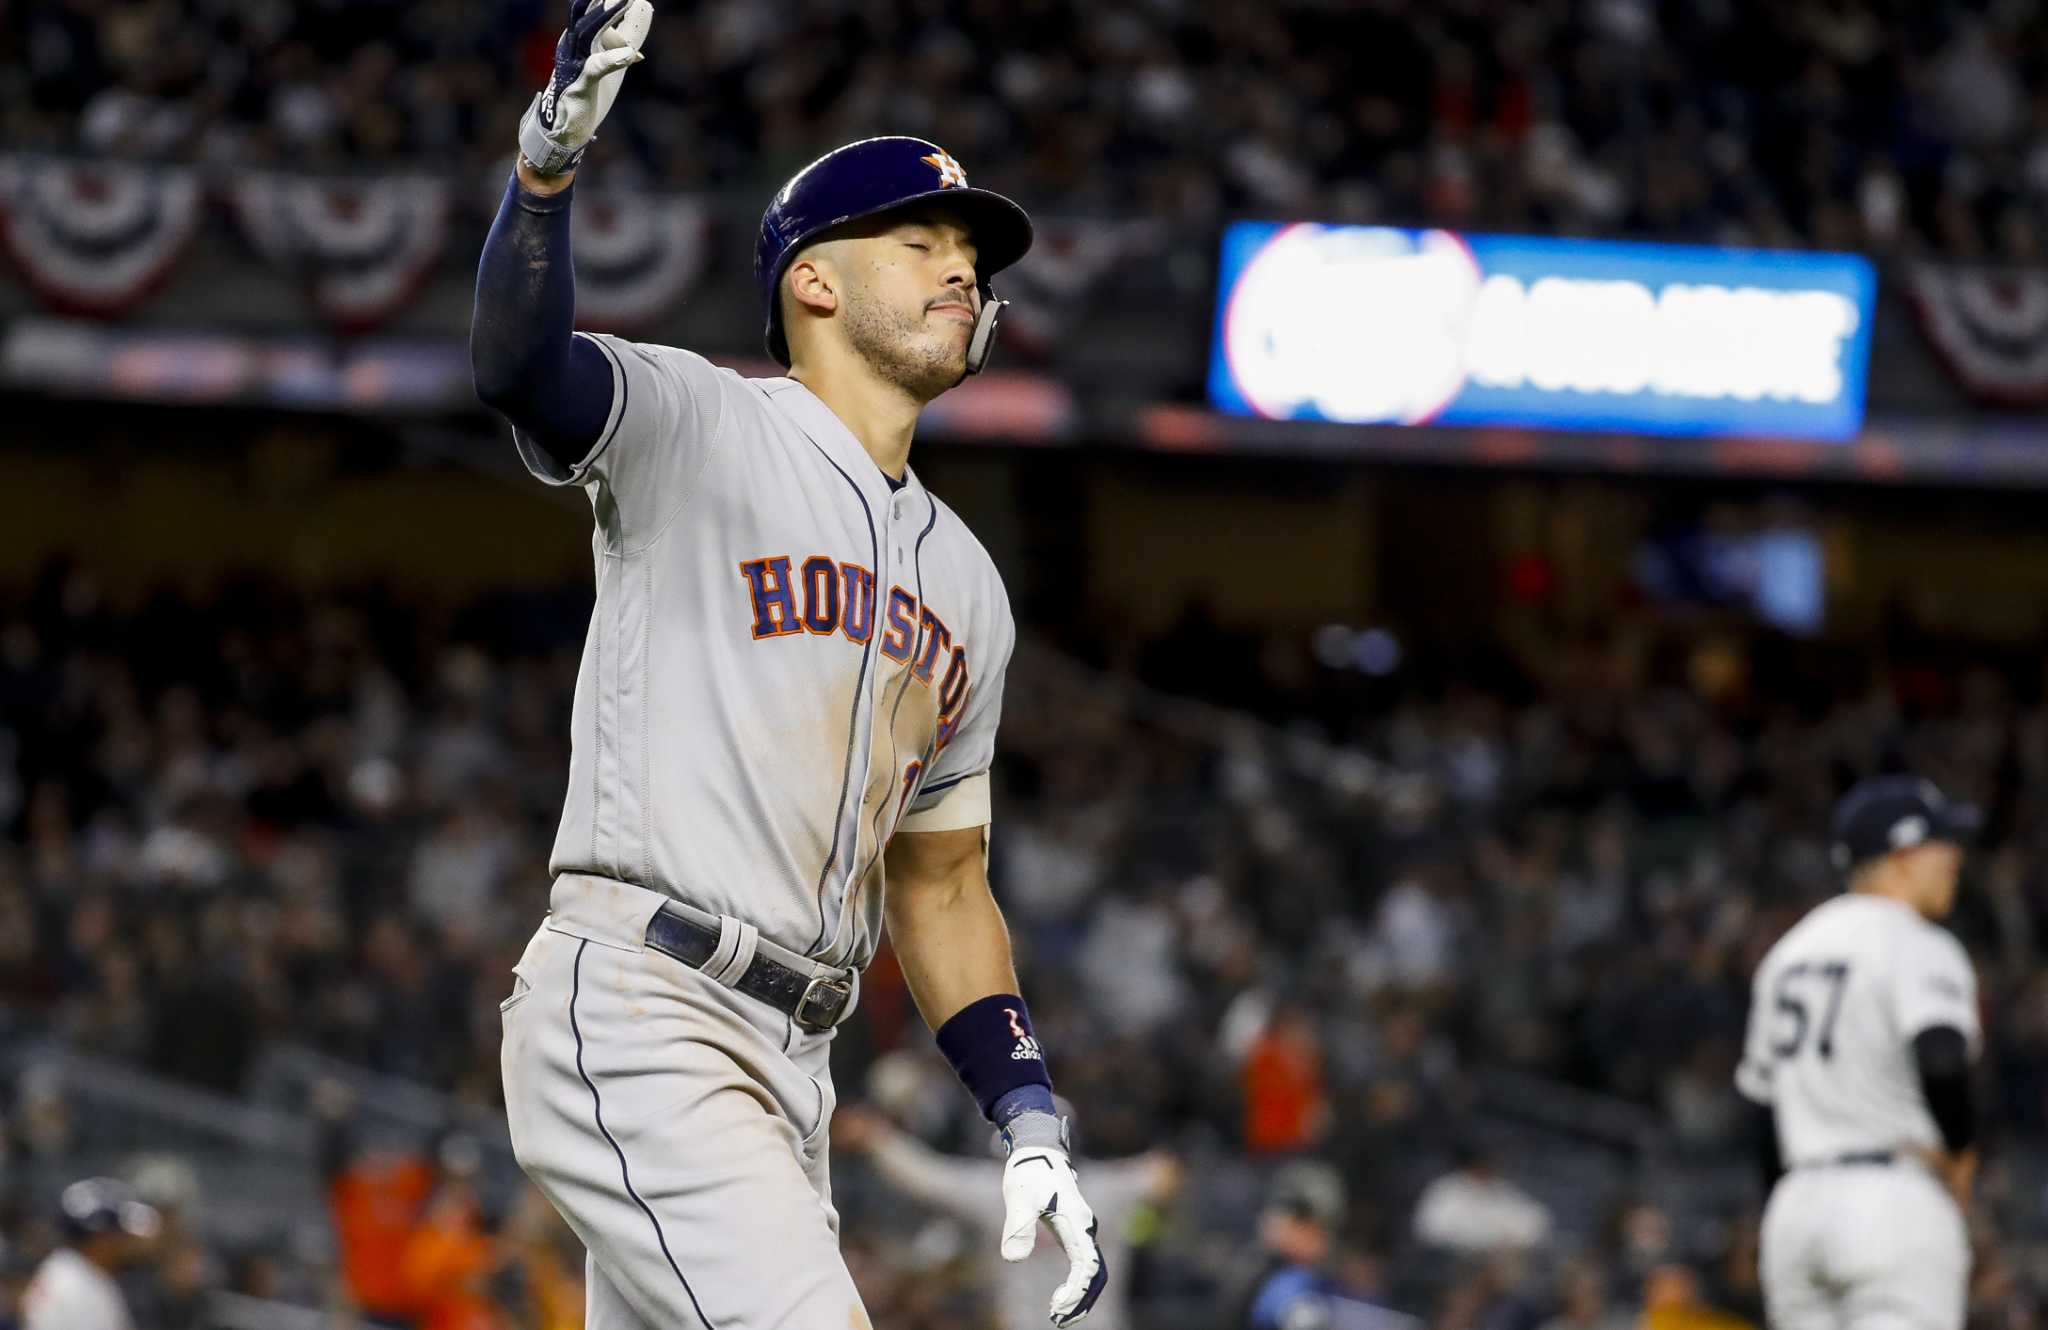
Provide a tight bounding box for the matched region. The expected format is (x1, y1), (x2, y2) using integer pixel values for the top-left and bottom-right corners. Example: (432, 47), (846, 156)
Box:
(793, 973), (852, 1033)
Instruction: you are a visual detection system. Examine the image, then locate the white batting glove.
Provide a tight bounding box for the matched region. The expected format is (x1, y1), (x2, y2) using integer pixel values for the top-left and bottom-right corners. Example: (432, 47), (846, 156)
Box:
(518, 0), (655, 176)
(1000, 1114), (1108, 1327)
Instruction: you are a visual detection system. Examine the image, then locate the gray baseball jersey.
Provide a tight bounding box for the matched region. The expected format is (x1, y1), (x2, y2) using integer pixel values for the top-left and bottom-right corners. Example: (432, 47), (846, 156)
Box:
(502, 332), (1017, 1330)
(1736, 893), (1981, 1330)
(515, 331), (1016, 968)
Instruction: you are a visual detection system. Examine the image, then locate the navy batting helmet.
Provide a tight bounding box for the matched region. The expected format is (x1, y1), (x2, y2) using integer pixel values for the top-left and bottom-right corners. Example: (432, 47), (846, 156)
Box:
(755, 137), (1033, 373)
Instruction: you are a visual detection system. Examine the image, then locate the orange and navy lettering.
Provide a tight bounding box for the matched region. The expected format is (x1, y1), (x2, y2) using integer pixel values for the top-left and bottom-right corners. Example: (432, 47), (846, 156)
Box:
(936, 647), (969, 716)
(738, 556), (803, 638)
(897, 759), (924, 817)
(880, 587), (917, 662)
(913, 607), (952, 683)
(800, 555), (840, 635)
(739, 557), (967, 725)
(840, 564), (876, 644)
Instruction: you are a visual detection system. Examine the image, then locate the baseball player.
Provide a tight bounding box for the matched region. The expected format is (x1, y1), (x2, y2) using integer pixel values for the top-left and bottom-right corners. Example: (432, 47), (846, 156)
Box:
(1735, 774), (1985, 1330)
(471, 4), (1106, 1329)
(19, 1179), (161, 1330)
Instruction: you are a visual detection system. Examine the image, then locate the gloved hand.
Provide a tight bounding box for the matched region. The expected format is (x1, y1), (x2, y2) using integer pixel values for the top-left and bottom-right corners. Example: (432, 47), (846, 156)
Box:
(1000, 1112), (1109, 1326)
(518, 0), (655, 177)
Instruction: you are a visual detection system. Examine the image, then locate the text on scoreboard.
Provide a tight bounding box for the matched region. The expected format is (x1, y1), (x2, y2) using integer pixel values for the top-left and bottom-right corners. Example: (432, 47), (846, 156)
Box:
(1208, 224), (1876, 441)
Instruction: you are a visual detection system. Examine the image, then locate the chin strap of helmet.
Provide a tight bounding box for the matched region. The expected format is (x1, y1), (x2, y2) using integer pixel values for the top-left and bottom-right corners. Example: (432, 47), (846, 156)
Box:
(965, 292), (1007, 375)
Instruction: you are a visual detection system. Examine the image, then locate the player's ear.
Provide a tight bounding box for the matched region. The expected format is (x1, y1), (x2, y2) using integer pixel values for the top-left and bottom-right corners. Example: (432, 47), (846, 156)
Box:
(786, 254), (839, 318)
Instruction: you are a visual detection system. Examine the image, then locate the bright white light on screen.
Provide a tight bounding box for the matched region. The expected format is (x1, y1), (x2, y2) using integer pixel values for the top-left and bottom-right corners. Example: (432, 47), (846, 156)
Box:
(1221, 227), (1864, 425)
(1224, 225), (1479, 423)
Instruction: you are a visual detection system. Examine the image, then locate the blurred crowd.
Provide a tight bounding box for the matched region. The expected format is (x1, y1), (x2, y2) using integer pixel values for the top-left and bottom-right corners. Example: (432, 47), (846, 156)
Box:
(9, 0), (2048, 258)
(2, 558), (2048, 1328)
(0, 1083), (587, 1330)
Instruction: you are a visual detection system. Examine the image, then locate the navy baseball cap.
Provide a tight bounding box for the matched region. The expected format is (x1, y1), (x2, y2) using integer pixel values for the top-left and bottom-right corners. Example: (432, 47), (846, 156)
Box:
(1829, 775), (1982, 874)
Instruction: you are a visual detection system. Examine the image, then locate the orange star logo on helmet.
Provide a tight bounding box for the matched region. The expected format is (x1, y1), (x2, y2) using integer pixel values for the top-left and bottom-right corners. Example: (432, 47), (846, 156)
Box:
(921, 150), (967, 188)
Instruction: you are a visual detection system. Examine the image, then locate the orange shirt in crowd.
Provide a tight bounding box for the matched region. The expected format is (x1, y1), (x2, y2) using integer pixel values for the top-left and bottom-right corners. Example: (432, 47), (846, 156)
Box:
(1241, 1018), (1328, 1153)
(1640, 1265), (1754, 1330)
(400, 1192), (505, 1330)
(514, 1236), (586, 1330)
(329, 1153), (435, 1318)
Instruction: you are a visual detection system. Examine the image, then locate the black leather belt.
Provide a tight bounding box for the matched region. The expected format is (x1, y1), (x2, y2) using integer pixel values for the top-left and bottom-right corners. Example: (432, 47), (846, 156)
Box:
(1798, 1150), (1896, 1169)
(644, 906), (853, 1034)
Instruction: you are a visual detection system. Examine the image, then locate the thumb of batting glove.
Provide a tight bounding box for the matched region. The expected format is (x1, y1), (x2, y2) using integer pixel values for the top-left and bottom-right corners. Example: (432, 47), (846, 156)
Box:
(519, 0), (654, 176)
(1000, 1116), (1109, 1326)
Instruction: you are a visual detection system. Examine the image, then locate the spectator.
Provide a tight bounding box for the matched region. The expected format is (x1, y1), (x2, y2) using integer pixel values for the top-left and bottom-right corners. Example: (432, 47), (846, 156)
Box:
(408, 804), (517, 948)
(1240, 1003), (1330, 1155)
(833, 1100), (1181, 1330)
(1411, 1142), (1554, 1256)
(1638, 1264), (1753, 1330)
(319, 1080), (436, 1325)
(1227, 1162), (1419, 1330)
(1368, 873), (1462, 993)
(1535, 1257), (1633, 1330)
(497, 1185), (586, 1330)
(2, 565), (2048, 1325)
(20, 1179), (160, 1330)
(6, 0), (2048, 257)
(397, 1133), (502, 1330)
(1662, 1042), (1748, 1152)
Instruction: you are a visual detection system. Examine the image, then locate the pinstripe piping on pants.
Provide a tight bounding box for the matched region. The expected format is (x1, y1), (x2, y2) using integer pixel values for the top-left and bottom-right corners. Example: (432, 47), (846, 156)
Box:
(569, 939), (718, 1329)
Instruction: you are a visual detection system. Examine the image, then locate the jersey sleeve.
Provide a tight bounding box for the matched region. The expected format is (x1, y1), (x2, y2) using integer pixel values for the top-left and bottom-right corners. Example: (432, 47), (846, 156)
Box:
(1734, 957), (1777, 1105)
(513, 332), (724, 542)
(1892, 927), (1982, 1057)
(905, 604), (1015, 822)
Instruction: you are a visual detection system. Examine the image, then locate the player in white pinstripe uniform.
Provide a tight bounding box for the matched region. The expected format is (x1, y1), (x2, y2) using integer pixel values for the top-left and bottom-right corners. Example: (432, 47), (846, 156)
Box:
(1737, 775), (1984, 1330)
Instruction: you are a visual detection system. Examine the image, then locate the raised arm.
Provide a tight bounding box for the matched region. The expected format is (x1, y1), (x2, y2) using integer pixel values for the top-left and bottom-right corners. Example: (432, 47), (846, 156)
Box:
(471, 172), (614, 459)
(837, 1105), (1001, 1227)
(470, 0), (652, 462)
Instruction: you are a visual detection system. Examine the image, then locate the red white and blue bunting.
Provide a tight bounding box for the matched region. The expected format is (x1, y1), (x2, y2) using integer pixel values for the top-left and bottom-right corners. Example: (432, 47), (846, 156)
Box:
(571, 190), (711, 333)
(231, 174), (450, 332)
(0, 157), (202, 316)
(1910, 263), (2048, 406)
(0, 163), (1170, 357)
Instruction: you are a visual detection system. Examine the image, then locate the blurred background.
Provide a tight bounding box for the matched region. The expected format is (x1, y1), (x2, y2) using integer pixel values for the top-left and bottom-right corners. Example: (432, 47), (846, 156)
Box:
(4, 1), (2048, 1327)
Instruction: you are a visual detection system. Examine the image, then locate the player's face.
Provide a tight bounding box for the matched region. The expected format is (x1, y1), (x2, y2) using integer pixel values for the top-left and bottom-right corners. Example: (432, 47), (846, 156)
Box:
(836, 213), (981, 399)
(1908, 841), (1964, 917)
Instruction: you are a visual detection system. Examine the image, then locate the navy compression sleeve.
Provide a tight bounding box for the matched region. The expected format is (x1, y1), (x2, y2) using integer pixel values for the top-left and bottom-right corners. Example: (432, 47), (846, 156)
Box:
(1914, 1025), (1976, 1154)
(471, 174), (616, 467)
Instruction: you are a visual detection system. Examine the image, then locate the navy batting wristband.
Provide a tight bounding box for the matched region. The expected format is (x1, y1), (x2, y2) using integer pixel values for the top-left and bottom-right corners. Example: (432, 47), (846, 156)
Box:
(936, 994), (1053, 1121)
